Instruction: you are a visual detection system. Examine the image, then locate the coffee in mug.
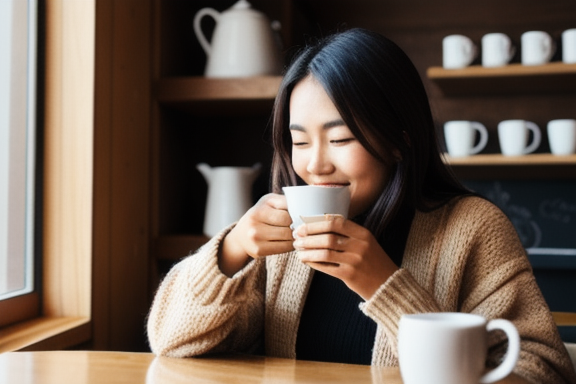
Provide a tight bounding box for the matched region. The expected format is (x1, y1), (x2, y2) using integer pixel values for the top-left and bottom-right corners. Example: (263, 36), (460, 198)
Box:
(482, 33), (515, 67)
(444, 120), (489, 157)
(498, 119), (542, 156)
(282, 185), (350, 229)
(443, 35), (477, 69)
(521, 31), (555, 65)
(398, 312), (520, 384)
(548, 119), (576, 155)
(562, 29), (576, 64)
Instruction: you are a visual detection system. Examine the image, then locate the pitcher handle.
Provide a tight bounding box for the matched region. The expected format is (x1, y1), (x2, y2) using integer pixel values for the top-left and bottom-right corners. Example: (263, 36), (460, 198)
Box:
(193, 8), (220, 55)
(479, 319), (520, 383)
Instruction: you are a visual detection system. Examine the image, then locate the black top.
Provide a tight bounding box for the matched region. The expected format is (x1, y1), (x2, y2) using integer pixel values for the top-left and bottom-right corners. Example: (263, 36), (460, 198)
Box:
(295, 206), (415, 365)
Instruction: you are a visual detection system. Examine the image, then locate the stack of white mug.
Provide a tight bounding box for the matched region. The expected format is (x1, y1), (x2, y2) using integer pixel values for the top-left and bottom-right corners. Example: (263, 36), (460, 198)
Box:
(444, 119), (576, 157)
(443, 28), (576, 69)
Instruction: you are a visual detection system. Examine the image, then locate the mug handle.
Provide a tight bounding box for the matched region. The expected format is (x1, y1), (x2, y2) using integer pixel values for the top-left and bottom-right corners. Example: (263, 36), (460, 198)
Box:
(542, 34), (556, 62)
(506, 38), (516, 62)
(470, 122), (489, 155)
(464, 38), (478, 66)
(524, 122), (542, 154)
(479, 319), (520, 383)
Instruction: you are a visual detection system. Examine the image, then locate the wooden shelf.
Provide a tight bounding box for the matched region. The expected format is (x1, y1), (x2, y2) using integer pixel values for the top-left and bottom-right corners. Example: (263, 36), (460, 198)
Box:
(427, 63), (576, 96)
(154, 76), (282, 115)
(154, 235), (210, 261)
(444, 153), (576, 166)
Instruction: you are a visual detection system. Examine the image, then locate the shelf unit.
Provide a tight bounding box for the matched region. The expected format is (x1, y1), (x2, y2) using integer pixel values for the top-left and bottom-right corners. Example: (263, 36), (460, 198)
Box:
(151, 0), (576, 271)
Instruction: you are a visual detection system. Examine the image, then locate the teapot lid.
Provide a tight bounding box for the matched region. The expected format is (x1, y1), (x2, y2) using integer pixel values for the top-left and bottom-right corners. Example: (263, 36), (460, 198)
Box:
(231, 0), (251, 10)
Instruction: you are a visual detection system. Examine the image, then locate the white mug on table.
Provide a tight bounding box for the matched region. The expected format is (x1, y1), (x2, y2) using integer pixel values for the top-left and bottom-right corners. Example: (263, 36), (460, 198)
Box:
(498, 119), (542, 156)
(398, 312), (520, 384)
(521, 31), (555, 65)
(444, 120), (489, 157)
(562, 28), (576, 64)
(482, 33), (515, 67)
(443, 35), (477, 69)
(548, 119), (576, 155)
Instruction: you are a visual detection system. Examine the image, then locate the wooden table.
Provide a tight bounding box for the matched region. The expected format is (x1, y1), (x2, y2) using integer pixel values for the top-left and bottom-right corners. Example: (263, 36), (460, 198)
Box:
(0, 351), (530, 384)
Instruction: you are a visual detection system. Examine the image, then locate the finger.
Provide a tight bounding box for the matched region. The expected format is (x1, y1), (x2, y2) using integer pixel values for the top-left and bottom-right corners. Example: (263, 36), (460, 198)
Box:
(247, 240), (295, 258)
(263, 193), (289, 211)
(293, 233), (349, 252)
(297, 248), (347, 265)
(295, 215), (349, 237)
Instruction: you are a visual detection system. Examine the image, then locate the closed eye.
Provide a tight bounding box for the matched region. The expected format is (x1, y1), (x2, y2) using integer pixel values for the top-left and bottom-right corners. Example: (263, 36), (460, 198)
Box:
(330, 138), (355, 144)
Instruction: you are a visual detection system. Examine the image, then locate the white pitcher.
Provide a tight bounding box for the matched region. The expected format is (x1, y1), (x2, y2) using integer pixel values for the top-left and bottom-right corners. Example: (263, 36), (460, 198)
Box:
(197, 163), (262, 237)
(193, 0), (282, 78)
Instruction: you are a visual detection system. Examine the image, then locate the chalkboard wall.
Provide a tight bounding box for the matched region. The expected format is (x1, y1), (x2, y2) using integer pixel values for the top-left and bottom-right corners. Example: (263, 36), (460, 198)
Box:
(463, 179), (576, 332)
(463, 179), (576, 250)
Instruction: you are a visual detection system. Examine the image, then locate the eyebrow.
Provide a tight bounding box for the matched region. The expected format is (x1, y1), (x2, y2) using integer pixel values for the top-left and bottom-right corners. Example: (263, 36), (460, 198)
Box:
(289, 119), (347, 132)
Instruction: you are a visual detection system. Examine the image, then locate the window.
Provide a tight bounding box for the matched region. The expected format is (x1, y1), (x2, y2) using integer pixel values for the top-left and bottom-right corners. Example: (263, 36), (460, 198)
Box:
(0, 0), (39, 327)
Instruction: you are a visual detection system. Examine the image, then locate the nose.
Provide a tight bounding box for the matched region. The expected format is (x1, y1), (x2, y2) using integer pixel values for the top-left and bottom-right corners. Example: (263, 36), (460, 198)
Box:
(306, 144), (335, 175)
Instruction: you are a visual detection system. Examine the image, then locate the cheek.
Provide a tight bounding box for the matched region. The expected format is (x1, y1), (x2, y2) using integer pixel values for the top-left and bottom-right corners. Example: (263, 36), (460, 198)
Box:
(291, 150), (308, 178)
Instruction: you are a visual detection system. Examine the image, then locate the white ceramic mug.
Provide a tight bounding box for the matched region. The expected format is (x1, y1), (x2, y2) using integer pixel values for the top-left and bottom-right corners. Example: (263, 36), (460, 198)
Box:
(521, 31), (555, 65)
(282, 185), (350, 229)
(482, 33), (515, 67)
(443, 35), (477, 69)
(444, 121), (489, 157)
(562, 29), (576, 64)
(398, 312), (520, 384)
(498, 120), (542, 156)
(548, 119), (576, 155)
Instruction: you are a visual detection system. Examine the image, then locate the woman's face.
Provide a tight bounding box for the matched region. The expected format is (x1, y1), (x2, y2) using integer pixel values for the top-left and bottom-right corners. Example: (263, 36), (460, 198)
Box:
(288, 76), (391, 218)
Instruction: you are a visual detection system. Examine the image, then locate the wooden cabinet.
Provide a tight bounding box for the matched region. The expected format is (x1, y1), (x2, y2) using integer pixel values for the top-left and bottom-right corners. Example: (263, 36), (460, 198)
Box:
(150, 0), (576, 269)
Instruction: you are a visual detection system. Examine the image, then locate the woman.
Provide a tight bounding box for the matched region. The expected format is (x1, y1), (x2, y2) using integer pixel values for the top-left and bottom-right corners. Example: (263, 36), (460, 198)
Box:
(147, 28), (576, 383)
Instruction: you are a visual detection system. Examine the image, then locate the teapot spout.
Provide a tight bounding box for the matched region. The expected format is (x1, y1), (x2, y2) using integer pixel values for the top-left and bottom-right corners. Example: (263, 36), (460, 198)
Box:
(197, 163), (213, 181)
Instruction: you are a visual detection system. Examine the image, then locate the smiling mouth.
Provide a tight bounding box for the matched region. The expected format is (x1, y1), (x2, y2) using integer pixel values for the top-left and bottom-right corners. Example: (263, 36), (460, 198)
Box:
(313, 183), (349, 188)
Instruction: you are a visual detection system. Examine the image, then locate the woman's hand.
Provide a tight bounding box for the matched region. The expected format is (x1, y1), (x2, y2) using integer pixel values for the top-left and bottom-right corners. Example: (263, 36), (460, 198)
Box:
(293, 216), (398, 300)
(219, 193), (294, 277)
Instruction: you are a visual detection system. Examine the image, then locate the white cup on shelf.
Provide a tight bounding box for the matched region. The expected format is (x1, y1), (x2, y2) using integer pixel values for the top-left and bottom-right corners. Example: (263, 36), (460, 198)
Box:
(521, 31), (555, 65)
(497, 119), (542, 156)
(443, 35), (477, 69)
(444, 121), (489, 157)
(548, 119), (576, 155)
(562, 28), (576, 64)
(482, 33), (515, 67)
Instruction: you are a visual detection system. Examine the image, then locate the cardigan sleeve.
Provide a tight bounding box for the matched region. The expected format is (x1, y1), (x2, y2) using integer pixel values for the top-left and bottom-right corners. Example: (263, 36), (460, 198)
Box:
(147, 225), (265, 357)
(360, 197), (576, 384)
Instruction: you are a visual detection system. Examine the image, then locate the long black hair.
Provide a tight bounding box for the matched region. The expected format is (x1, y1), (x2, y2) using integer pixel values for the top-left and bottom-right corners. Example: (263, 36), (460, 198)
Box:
(271, 28), (470, 239)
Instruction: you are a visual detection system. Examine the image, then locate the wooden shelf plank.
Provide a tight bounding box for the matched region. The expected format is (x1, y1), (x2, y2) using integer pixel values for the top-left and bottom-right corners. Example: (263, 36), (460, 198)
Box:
(155, 76), (282, 102)
(427, 63), (576, 95)
(154, 76), (282, 116)
(444, 153), (576, 166)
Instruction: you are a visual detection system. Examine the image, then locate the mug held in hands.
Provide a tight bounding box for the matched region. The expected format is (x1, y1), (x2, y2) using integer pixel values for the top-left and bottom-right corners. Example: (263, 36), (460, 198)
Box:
(282, 185), (350, 229)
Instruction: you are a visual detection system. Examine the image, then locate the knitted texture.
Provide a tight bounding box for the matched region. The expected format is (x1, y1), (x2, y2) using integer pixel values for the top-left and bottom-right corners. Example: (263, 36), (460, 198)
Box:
(147, 196), (576, 384)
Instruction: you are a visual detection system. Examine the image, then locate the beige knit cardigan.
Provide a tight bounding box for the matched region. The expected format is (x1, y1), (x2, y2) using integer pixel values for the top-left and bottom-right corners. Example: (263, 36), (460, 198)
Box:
(147, 196), (576, 384)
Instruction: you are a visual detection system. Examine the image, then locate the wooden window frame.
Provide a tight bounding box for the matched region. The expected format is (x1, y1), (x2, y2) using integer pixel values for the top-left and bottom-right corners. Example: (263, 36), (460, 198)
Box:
(0, 0), (94, 352)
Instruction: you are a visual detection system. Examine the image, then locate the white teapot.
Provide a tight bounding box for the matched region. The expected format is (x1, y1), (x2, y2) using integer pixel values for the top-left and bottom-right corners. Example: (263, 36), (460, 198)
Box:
(193, 0), (282, 78)
(197, 163), (262, 237)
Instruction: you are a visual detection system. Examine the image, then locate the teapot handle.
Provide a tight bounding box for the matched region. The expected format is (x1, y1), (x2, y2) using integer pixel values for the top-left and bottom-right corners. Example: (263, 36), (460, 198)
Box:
(193, 8), (221, 55)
